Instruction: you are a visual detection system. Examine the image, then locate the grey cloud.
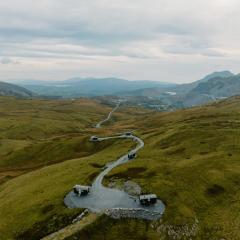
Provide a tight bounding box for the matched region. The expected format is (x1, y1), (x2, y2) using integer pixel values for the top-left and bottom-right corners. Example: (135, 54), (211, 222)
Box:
(0, 0), (239, 82)
(0, 57), (19, 64)
(0, 1), (217, 46)
(163, 44), (226, 57)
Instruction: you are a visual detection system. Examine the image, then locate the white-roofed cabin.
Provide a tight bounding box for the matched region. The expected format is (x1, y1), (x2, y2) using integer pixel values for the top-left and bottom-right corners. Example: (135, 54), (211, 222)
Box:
(139, 194), (157, 205)
(73, 185), (90, 196)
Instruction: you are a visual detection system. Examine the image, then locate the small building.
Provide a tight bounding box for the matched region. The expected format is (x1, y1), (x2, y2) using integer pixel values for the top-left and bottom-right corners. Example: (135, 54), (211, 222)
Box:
(73, 185), (90, 196)
(128, 151), (136, 160)
(139, 194), (157, 205)
(90, 136), (98, 142)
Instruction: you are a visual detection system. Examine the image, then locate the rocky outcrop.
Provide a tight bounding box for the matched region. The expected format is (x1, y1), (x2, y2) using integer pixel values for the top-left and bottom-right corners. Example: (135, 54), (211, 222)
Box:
(123, 180), (141, 196)
(105, 208), (162, 221)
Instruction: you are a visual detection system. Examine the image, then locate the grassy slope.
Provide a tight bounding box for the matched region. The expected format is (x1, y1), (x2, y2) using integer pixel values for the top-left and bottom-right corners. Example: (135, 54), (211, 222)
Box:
(1, 96), (240, 239)
(74, 97), (240, 240)
(0, 97), (111, 140)
(0, 97), (113, 184)
(0, 137), (134, 239)
(0, 96), (136, 239)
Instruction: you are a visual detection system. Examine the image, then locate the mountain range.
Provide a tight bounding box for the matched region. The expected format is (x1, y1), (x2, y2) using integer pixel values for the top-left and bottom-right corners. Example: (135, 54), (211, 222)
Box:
(2, 70), (240, 108)
(0, 81), (34, 98)
(8, 78), (174, 98)
(118, 71), (239, 107)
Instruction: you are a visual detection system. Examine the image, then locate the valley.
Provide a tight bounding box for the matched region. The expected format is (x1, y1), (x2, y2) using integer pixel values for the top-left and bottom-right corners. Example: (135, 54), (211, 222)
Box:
(2, 0), (240, 239)
(0, 96), (240, 239)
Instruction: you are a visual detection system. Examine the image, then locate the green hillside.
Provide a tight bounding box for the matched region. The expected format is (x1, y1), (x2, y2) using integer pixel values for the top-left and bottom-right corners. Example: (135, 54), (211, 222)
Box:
(0, 138), (134, 239)
(69, 97), (240, 240)
(102, 96), (240, 239)
(0, 96), (240, 239)
(0, 97), (115, 184)
(0, 96), (136, 239)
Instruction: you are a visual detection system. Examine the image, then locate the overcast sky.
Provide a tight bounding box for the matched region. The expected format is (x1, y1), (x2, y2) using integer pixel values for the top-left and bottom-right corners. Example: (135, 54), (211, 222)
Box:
(0, 0), (240, 83)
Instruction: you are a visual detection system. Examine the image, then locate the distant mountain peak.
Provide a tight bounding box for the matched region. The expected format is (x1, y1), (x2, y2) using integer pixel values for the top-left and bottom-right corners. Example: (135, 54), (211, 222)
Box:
(202, 71), (234, 81)
(0, 81), (34, 98)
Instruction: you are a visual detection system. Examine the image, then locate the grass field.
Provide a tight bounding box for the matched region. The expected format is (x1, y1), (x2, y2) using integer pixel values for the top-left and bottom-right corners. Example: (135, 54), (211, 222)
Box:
(0, 96), (240, 239)
(101, 96), (240, 239)
(0, 137), (134, 239)
(0, 96), (136, 239)
(0, 96), (114, 184)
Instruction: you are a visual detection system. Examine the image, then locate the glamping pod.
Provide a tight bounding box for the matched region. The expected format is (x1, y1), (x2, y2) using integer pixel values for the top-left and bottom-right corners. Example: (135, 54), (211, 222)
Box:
(139, 194), (157, 205)
(73, 185), (90, 196)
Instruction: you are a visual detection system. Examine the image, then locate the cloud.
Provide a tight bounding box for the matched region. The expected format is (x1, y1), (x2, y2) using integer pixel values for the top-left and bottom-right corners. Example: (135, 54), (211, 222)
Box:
(0, 0), (240, 82)
(0, 57), (19, 64)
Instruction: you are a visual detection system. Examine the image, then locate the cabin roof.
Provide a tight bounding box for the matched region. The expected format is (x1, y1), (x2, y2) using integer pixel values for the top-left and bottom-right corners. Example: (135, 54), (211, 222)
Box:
(139, 194), (157, 200)
(74, 185), (90, 190)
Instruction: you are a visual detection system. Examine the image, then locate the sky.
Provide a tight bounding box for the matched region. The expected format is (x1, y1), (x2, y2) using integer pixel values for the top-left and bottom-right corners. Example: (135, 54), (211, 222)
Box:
(0, 0), (240, 83)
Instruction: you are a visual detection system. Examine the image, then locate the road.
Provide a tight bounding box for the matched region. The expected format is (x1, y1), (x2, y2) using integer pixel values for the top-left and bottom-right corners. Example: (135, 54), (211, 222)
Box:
(64, 103), (165, 220)
(92, 134), (143, 190)
(95, 103), (120, 128)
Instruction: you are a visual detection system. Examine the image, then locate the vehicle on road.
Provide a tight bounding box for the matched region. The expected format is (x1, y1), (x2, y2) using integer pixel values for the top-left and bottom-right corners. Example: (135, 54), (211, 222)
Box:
(90, 136), (99, 142)
(128, 151), (136, 159)
(139, 194), (157, 205)
(125, 132), (132, 136)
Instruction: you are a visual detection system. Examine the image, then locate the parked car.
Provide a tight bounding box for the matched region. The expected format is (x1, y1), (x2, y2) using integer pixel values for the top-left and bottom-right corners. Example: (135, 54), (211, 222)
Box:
(125, 132), (132, 136)
(128, 151), (136, 159)
(90, 136), (98, 142)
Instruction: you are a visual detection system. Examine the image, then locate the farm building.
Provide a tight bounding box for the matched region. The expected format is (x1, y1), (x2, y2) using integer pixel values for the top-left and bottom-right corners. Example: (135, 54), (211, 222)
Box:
(139, 194), (157, 205)
(73, 185), (90, 196)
